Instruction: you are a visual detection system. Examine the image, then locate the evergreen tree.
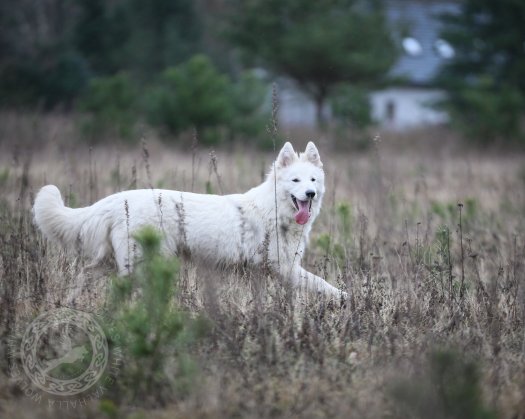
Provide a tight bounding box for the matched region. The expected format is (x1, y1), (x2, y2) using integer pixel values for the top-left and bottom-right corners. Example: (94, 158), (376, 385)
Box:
(0, 0), (89, 108)
(73, 0), (128, 76)
(122, 0), (202, 80)
(0, 0), (203, 107)
(74, 0), (203, 80)
(439, 0), (525, 143)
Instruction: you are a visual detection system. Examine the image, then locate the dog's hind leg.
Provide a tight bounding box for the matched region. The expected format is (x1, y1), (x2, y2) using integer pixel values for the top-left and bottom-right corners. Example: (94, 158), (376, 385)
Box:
(111, 229), (137, 275)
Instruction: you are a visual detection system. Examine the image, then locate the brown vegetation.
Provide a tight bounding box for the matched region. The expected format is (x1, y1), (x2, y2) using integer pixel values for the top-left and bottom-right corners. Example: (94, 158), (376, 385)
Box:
(0, 113), (524, 418)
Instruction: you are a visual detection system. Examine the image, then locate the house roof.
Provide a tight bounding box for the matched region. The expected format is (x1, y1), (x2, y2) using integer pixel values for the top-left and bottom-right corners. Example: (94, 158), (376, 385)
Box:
(385, 0), (460, 86)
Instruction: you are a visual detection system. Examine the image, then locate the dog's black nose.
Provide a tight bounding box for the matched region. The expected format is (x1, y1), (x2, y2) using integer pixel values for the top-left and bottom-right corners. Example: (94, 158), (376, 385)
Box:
(306, 190), (316, 199)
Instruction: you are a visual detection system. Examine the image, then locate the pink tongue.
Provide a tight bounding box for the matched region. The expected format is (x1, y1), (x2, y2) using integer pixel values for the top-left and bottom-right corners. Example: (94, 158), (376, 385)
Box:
(294, 200), (310, 225)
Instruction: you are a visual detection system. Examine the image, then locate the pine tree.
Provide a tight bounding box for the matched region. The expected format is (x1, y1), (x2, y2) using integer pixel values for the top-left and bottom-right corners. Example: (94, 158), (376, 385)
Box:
(439, 0), (525, 143)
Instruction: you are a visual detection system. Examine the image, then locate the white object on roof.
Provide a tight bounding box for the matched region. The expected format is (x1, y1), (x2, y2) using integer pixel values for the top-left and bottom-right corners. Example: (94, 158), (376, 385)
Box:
(402, 37), (423, 56)
(435, 39), (455, 59)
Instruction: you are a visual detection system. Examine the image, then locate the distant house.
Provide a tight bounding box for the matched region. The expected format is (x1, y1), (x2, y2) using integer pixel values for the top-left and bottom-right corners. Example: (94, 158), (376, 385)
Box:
(277, 80), (329, 128)
(370, 0), (459, 130)
(278, 0), (459, 130)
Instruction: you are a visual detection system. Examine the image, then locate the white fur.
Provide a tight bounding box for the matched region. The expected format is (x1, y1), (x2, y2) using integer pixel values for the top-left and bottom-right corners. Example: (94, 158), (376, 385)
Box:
(33, 142), (345, 298)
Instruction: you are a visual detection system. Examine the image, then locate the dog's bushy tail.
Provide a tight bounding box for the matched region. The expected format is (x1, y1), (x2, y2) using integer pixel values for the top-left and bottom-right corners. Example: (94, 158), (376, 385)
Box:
(33, 185), (109, 261)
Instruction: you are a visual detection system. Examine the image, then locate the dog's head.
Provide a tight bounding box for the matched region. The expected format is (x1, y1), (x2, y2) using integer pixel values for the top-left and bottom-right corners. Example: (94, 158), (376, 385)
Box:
(273, 141), (325, 226)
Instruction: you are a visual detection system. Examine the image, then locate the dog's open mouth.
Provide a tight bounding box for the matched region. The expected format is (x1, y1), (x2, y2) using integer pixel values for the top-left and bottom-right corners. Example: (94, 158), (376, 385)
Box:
(291, 195), (312, 225)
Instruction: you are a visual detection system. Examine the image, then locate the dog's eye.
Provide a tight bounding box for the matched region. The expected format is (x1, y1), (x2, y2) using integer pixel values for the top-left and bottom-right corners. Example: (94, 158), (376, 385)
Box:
(311, 178), (316, 182)
(292, 178), (300, 183)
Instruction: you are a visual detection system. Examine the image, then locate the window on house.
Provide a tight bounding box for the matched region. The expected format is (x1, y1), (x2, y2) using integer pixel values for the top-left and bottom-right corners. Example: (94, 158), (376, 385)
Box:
(385, 100), (396, 122)
(402, 37), (422, 56)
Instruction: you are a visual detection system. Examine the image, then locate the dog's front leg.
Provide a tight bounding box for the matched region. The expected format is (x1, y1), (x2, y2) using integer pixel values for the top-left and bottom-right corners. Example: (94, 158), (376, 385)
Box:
(288, 265), (346, 299)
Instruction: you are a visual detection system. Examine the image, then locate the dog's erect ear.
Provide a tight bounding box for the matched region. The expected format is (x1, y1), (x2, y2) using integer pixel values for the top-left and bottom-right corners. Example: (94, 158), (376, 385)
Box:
(276, 142), (297, 168)
(302, 141), (323, 167)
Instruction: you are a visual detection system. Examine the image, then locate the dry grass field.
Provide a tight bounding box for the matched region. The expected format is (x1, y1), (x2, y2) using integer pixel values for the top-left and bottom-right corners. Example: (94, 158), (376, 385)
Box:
(0, 113), (524, 418)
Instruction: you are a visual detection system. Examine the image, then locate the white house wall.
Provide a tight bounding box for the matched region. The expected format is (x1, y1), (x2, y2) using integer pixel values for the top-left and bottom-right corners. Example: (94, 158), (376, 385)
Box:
(370, 87), (449, 130)
(276, 85), (449, 130)
(277, 87), (331, 128)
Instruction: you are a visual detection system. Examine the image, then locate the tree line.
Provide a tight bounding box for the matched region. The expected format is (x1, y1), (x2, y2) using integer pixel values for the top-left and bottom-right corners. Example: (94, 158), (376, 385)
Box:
(0, 0), (523, 145)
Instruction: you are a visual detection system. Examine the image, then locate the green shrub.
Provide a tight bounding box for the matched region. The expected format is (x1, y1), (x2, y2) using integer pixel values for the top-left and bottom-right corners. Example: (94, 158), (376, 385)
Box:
(331, 85), (372, 130)
(444, 78), (524, 144)
(330, 85), (373, 149)
(431, 201), (448, 220)
(337, 202), (353, 241)
(78, 73), (139, 141)
(229, 70), (270, 147)
(145, 55), (233, 144)
(105, 226), (208, 403)
(434, 225), (451, 264)
(390, 350), (496, 419)
(0, 49), (90, 109)
(0, 168), (9, 187)
(315, 202), (353, 266)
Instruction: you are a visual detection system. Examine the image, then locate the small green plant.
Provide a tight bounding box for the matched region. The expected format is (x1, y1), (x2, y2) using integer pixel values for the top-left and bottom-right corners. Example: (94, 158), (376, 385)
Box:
(464, 197), (478, 222)
(337, 202), (353, 244)
(431, 200), (447, 220)
(67, 191), (78, 208)
(316, 202), (353, 266)
(434, 225), (451, 267)
(316, 233), (331, 255)
(0, 168), (9, 187)
(99, 399), (119, 419)
(431, 198), (478, 227)
(205, 180), (214, 195)
(105, 226), (208, 403)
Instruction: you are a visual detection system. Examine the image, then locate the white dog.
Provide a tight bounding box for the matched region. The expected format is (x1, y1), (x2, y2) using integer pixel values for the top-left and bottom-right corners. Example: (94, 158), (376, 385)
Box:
(33, 142), (345, 298)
